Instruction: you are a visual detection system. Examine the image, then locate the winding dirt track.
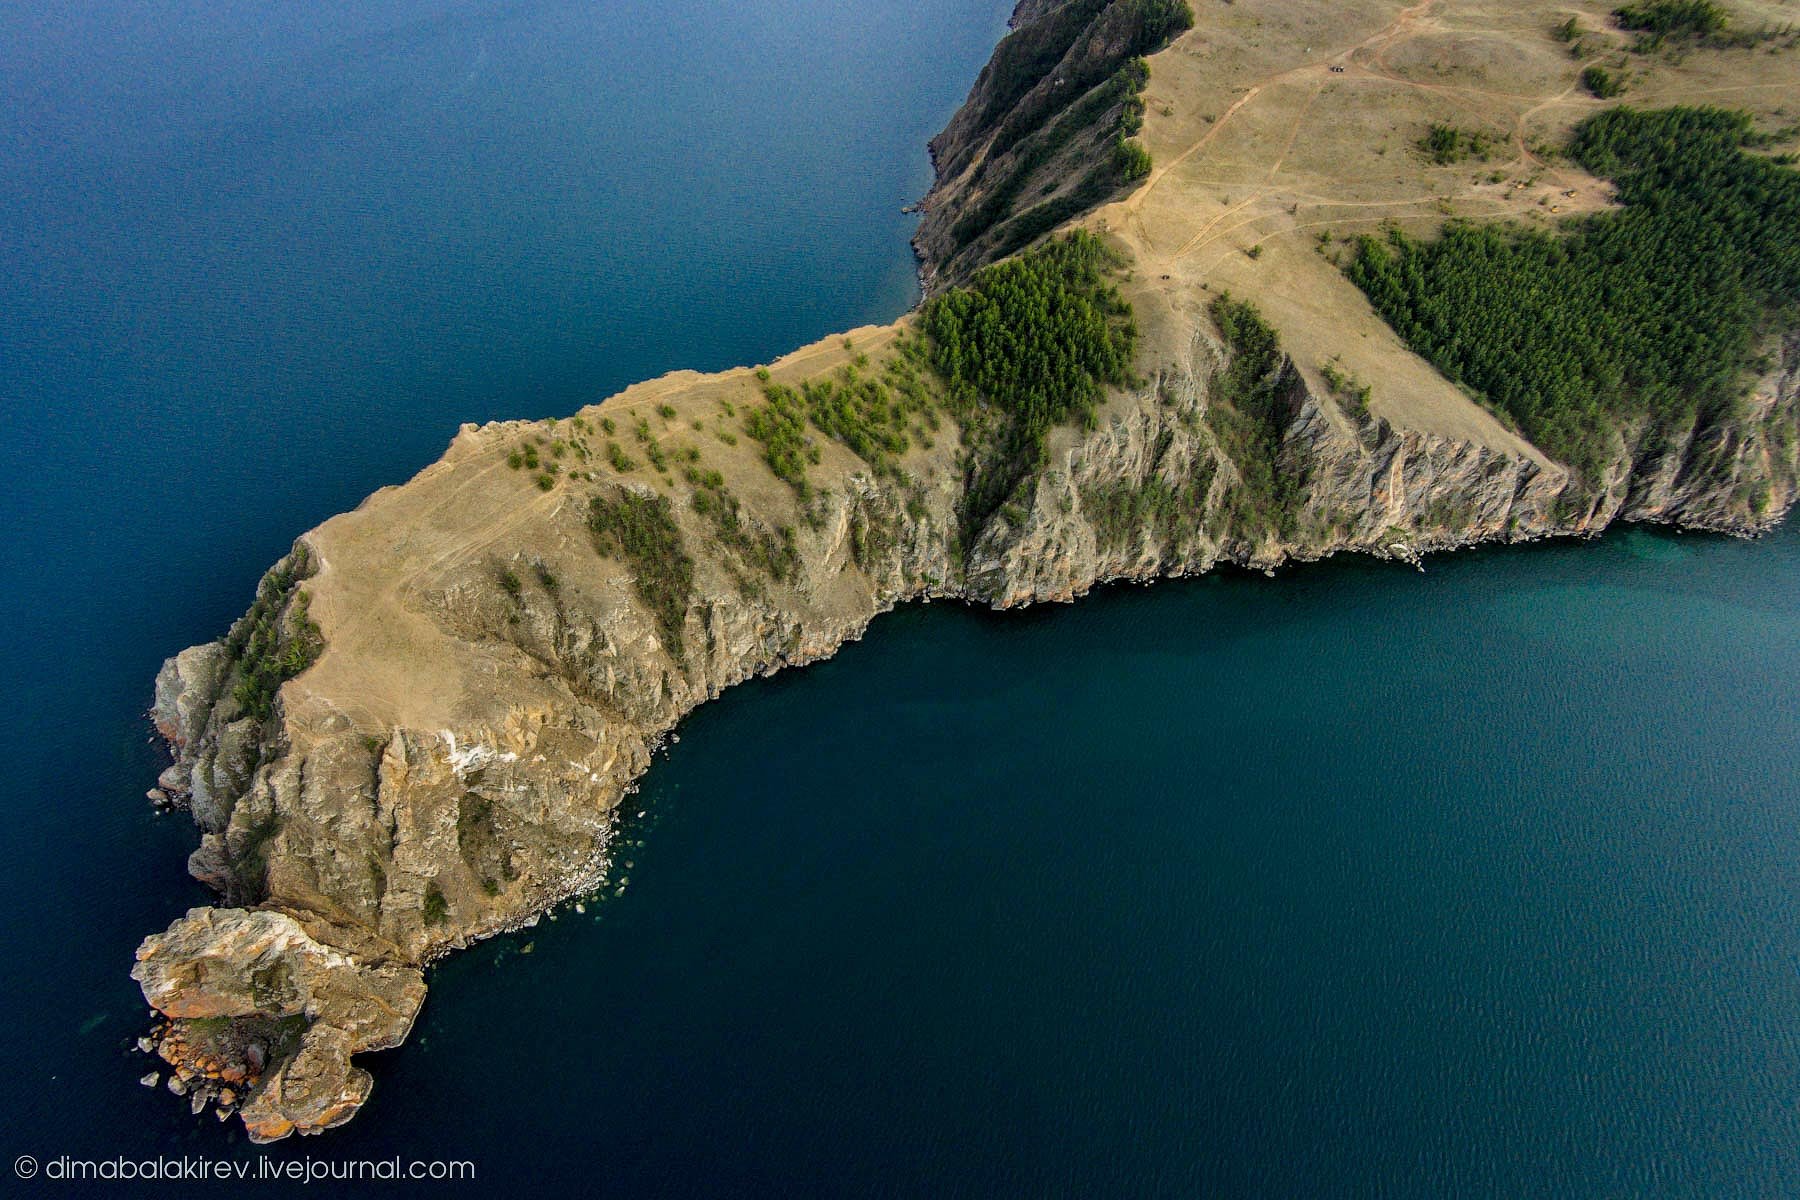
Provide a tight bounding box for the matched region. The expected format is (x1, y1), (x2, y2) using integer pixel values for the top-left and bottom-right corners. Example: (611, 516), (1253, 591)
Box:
(1116, 0), (1664, 267)
(1129, 0), (1440, 226)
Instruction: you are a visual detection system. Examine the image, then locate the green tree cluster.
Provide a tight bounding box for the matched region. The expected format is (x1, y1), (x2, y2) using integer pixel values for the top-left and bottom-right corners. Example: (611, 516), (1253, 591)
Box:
(423, 883), (449, 925)
(948, 0), (1192, 262)
(1081, 466), (1216, 551)
(741, 385), (821, 496)
(687, 470), (799, 590)
(922, 231), (1137, 438)
(1420, 123), (1497, 165)
(752, 354), (936, 485)
(1613, 1), (1728, 39)
(225, 548), (324, 722)
(588, 491), (694, 655)
(1346, 106), (1800, 481)
(1204, 294), (1302, 536)
(956, 56), (1161, 254)
(980, 1), (1193, 169)
(920, 230), (1139, 539)
(1581, 64), (1627, 98)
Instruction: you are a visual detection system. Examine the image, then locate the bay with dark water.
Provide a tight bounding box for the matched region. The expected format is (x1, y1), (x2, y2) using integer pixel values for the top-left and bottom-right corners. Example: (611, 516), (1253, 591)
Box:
(3, 3), (1798, 1195)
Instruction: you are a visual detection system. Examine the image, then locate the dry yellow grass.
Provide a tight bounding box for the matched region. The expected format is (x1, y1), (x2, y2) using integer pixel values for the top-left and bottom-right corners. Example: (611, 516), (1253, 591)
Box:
(1085, 0), (1799, 450)
(290, 0), (1800, 735)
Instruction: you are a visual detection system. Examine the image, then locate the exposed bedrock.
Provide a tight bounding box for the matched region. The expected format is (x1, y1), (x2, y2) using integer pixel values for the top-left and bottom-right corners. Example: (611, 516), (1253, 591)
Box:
(133, 311), (1796, 1140)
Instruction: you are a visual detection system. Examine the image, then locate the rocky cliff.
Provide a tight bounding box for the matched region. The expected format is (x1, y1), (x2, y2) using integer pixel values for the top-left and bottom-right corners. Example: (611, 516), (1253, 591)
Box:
(132, 294), (1797, 1139)
(130, 1), (1800, 1142)
(913, 0), (1194, 293)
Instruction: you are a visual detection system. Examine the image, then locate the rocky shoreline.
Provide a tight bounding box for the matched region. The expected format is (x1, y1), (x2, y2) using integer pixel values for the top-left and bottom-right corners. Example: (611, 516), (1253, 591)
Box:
(131, 310), (1797, 1138)
(126, 0), (1800, 1142)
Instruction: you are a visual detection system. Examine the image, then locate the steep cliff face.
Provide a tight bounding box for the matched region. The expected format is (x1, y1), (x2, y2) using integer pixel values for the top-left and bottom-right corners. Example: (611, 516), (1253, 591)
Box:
(913, 0), (1192, 293)
(970, 319), (1797, 607)
(134, 292), (1797, 1140)
(1616, 332), (1800, 531)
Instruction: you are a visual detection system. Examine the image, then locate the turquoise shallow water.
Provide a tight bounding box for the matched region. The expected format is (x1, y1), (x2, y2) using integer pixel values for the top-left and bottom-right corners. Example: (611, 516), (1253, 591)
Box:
(4, 3), (1800, 1196)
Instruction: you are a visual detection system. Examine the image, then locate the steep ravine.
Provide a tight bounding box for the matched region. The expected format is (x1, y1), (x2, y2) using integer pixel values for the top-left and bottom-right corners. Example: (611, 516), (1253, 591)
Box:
(129, 14), (1800, 1145)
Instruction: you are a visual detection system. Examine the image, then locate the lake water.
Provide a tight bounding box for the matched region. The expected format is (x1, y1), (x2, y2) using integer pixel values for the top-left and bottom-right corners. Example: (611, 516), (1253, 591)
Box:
(3, 3), (1798, 1196)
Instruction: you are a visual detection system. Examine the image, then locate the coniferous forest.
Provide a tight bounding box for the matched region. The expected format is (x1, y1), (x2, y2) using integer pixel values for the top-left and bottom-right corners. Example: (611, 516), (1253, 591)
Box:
(1347, 107), (1800, 480)
(921, 230), (1139, 538)
(922, 230), (1138, 443)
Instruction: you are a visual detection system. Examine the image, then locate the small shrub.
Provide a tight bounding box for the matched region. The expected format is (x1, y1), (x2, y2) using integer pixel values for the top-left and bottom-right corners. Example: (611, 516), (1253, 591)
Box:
(423, 883), (449, 925)
(606, 441), (638, 472)
(1320, 358), (1373, 420)
(1420, 122), (1497, 164)
(1581, 65), (1626, 98)
(1115, 137), (1153, 181)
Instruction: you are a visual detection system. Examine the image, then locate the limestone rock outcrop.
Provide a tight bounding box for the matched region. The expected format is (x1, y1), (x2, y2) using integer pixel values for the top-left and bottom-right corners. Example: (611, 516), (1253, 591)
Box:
(133, 907), (423, 1142)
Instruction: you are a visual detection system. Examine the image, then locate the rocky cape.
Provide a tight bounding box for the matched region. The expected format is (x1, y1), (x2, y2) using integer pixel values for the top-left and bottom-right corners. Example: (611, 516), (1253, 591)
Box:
(132, 0), (1800, 1141)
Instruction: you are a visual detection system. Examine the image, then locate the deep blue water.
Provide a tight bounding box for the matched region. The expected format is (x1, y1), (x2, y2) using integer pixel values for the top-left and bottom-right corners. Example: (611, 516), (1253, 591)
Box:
(3, 3), (1799, 1196)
